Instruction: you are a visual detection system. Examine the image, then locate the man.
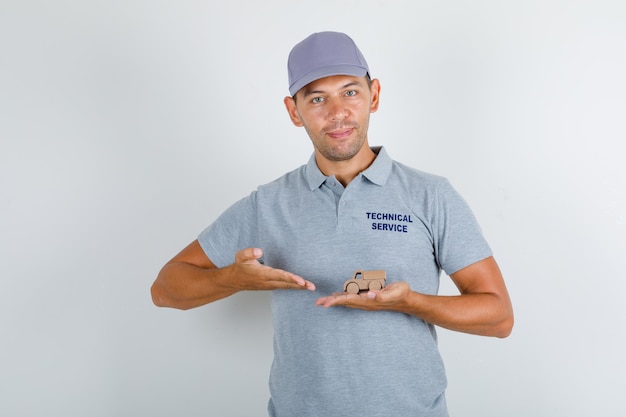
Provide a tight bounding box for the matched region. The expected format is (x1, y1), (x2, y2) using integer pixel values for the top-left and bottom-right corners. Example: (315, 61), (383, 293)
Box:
(151, 31), (513, 417)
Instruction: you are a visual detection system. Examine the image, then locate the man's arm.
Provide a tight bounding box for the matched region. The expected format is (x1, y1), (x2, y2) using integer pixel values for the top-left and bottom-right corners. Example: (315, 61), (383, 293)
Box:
(315, 256), (513, 338)
(151, 240), (316, 310)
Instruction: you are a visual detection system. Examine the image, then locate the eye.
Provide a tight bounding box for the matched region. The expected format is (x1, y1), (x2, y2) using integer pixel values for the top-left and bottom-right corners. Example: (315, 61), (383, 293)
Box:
(311, 96), (325, 104)
(345, 90), (357, 97)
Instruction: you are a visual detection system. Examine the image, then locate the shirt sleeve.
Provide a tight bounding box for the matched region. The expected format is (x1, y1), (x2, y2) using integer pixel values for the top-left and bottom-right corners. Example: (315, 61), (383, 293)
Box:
(197, 191), (259, 268)
(432, 179), (492, 275)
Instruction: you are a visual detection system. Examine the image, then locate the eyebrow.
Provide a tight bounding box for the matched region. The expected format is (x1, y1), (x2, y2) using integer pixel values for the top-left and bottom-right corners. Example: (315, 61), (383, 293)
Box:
(302, 80), (363, 99)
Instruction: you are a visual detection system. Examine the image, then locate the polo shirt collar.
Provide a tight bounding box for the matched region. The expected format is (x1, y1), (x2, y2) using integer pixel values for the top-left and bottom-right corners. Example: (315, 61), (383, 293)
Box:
(361, 146), (391, 186)
(305, 146), (392, 190)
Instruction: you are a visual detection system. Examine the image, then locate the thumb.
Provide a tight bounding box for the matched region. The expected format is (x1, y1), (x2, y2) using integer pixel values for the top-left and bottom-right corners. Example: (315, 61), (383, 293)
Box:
(236, 247), (264, 263)
(366, 290), (379, 300)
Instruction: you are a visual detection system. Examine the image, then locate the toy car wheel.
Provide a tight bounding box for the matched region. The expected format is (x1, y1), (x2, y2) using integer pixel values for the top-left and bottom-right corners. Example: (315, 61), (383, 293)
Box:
(346, 282), (360, 294)
(368, 281), (383, 291)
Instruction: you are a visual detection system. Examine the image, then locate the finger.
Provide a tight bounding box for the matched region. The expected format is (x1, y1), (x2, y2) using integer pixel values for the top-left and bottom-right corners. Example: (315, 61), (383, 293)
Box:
(233, 249), (316, 291)
(315, 295), (336, 307)
(256, 266), (316, 291)
(366, 290), (378, 300)
(315, 296), (330, 306)
(235, 247), (264, 264)
(278, 270), (316, 291)
(316, 293), (352, 307)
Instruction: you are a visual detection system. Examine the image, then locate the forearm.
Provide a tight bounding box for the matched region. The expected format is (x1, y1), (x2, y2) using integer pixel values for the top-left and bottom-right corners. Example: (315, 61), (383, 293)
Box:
(316, 258), (513, 337)
(399, 291), (514, 338)
(151, 262), (238, 310)
(152, 244), (316, 310)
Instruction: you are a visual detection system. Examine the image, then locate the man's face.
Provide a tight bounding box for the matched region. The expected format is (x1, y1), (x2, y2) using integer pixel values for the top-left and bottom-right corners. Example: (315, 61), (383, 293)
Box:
(284, 75), (380, 163)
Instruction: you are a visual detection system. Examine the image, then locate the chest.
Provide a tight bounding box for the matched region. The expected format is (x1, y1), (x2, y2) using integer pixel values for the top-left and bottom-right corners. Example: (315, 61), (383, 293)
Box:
(257, 183), (441, 295)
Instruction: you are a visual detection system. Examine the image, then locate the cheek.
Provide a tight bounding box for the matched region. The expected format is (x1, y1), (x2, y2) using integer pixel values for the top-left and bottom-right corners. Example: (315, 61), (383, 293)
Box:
(299, 112), (325, 131)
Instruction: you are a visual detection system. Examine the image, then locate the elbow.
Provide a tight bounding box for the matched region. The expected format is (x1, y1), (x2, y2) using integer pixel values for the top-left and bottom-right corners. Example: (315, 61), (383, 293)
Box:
(494, 310), (514, 338)
(150, 282), (179, 309)
(478, 297), (514, 338)
(151, 265), (188, 309)
(490, 291), (514, 338)
(150, 282), (168, 307)
(150, 282), (196, 310)
(495, 318), (514, 339)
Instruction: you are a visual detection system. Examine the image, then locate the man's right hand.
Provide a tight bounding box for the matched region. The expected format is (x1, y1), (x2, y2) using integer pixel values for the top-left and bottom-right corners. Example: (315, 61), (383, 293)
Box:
(151, 241), (315, 310)
(224, 247), (316, 292)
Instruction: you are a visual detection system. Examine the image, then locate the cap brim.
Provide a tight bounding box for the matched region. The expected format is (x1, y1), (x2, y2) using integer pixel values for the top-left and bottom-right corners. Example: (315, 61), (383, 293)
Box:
(289, 65), (368, 96)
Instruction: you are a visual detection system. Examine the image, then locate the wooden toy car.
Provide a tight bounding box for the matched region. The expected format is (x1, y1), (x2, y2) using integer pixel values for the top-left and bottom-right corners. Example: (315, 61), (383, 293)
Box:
(343, 270), (386, 294)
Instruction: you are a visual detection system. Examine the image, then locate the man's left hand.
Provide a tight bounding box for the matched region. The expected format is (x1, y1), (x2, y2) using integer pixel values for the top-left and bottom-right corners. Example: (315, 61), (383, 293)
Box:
(315, 281), (411, 311)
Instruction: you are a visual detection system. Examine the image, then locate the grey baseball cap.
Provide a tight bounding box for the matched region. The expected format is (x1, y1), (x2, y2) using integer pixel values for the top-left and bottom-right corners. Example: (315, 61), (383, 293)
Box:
(287, 31), (369, 96)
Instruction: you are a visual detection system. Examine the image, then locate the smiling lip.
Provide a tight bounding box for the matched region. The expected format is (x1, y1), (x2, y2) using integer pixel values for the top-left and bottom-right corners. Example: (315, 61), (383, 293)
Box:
(326, 128), (354, 139)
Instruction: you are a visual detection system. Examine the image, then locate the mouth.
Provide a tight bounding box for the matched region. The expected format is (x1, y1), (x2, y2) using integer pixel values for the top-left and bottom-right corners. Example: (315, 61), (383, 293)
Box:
(325, 127), (354, 139)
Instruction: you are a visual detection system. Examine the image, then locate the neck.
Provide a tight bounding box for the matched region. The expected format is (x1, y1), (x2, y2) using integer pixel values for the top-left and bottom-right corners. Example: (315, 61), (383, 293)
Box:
(315, 145), (377, 186)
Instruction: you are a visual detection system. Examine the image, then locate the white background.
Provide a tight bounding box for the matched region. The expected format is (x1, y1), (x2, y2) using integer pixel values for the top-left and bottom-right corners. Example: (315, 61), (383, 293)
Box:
(2, 1), (625, 416)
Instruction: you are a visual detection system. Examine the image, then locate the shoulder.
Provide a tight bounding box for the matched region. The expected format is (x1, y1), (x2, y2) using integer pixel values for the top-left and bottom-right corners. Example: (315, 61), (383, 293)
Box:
(384, 160), (472, 217)
(389, 159), (451, 193)
(367, 147), (448, 192)
(256, 164), (308, 195)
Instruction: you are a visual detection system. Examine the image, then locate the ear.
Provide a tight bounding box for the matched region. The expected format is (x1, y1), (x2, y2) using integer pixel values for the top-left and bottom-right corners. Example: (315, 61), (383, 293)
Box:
(369, 78), (381, 113)
(283, 96), (303, 127)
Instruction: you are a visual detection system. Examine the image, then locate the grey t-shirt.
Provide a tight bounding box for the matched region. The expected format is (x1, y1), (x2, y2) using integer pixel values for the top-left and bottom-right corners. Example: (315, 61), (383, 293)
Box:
(199, 147), (492, 417)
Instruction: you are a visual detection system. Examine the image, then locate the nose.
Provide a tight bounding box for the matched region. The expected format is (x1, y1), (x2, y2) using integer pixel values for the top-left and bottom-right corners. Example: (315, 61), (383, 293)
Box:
(327, 97), (348, 121)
